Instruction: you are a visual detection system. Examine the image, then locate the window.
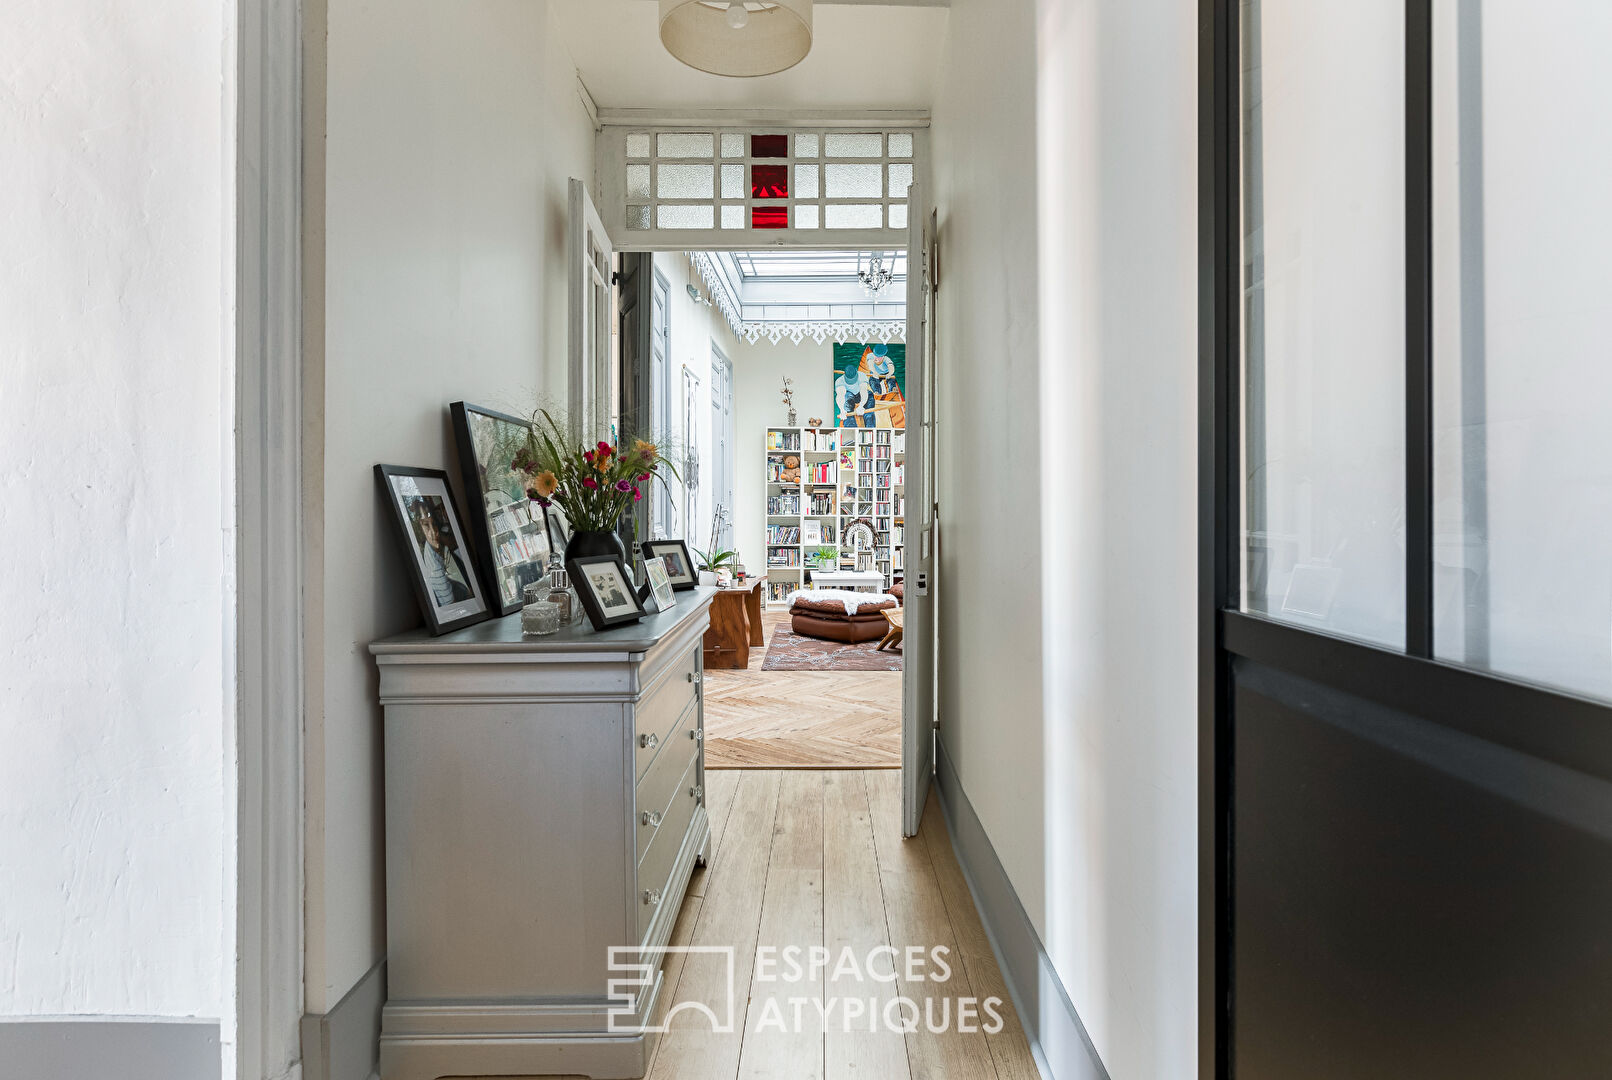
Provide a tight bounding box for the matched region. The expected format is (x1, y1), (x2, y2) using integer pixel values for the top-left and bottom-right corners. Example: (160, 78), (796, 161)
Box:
(1240, 0), (1407, 648)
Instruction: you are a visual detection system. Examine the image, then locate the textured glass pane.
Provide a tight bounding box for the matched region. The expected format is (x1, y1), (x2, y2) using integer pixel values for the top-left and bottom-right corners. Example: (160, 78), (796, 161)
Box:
(1432, 0), (1612, 700)
(888, 202), (908, 229)
(794, 133), (819, 158)
(721, 132), (745, 158)
(824, 132), (883, 157)
(657, 164), (714, 199)
(752, 133), (787, 158)
(888, 132), (914, 158)
(721, 164), (745, 199)
(794, 164), (819, 199)
(824, 203), (883, 229)
(796, 204), (819, 229)
(825, 163), (882, 198)
(752, 164), (788, 199)
(626, 205), (651, 230)
(626, 133), (651, 159)
(752, 205), (788, 229)
(887, 164), (914, 199)
(626, 164), (651, 200)
(1240, 1), (1405, 648)
(657, 132), (714, 158)
(721, 204), (744, 230)
(657, 204), (714, 229)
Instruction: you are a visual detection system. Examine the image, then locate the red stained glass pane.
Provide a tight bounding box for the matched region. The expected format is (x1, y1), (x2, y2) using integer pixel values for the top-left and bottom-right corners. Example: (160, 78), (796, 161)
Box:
(751, 165), (788, 199)
(751, 133), (787, 158)
(751, 205), (789, 229)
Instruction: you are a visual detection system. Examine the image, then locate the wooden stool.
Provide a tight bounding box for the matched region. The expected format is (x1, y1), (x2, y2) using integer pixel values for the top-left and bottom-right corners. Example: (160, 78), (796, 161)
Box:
(877, 608), (904, 651)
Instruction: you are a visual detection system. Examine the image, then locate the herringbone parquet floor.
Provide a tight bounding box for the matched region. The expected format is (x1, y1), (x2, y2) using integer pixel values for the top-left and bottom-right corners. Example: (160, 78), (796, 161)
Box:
(704, 612), (901, 769)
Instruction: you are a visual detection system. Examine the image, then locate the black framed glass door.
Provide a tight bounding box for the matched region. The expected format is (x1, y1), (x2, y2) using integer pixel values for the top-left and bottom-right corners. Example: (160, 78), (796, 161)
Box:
(1200, 2), (1612, 1075)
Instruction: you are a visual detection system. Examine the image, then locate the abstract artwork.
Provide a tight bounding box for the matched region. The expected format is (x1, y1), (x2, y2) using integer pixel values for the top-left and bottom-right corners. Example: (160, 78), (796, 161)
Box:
(832, 342), (906, 428)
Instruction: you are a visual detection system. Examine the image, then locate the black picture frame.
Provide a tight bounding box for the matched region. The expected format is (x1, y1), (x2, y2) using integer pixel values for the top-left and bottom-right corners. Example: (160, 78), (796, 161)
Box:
(568, 554), (648, 631)
(449, 401), (556, 616)
(641, 538), (698, 590)
(375, 464), (493, 635)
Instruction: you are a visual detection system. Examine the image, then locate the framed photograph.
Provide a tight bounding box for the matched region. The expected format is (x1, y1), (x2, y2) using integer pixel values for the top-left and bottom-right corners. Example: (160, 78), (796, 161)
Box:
(644, 556), (677, 613)
(641, 538), (697, 590)
(450, 402), (556, 616)
(569, 554), (647, 631)
(375, 464), (492, 635)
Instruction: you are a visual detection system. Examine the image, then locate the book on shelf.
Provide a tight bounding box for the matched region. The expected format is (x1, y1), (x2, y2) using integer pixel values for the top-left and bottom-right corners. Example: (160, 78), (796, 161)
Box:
(802, 519), (822, 546)
(767, 549), (801, 567)
(767, 494), (802, 515)
(803, 429), (839, 452)
(893, 432), (906, 452)
(766, 430), (802, 451)
(767, 525), (801, 544)
(809, 491), (836, 515)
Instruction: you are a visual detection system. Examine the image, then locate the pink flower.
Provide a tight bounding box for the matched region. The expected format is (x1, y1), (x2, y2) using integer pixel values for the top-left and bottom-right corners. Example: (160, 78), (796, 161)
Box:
(614, 479), (632, 492)
(633, 487), (643, 502)
(637, 472), (651, 482)
(582, 478), (598, 490)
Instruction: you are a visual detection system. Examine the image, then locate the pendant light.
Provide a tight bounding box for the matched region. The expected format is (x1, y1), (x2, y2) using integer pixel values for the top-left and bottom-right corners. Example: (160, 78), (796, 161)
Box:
(659, 1), (813, 78)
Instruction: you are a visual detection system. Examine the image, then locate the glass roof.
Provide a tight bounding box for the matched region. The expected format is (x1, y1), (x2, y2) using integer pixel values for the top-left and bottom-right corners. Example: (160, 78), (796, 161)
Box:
(728, 250), (908, 282)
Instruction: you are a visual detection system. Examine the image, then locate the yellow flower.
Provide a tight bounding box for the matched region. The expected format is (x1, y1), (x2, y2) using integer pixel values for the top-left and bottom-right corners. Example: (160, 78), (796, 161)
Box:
(633, 438), (659, 461)
(531, 470), (559, 498)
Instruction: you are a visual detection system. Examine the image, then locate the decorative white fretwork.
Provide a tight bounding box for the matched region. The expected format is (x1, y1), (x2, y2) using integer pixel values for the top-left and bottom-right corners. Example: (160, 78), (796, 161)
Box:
(690, 251), (904, 345)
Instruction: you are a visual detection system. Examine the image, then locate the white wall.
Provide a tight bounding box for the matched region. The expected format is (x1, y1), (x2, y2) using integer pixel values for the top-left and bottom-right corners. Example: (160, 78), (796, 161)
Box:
(305, 0), (596, 1012)
(731, 339), (835, 575)
(0, 0), (229, 1023)
(933, 0), (1200, 1076)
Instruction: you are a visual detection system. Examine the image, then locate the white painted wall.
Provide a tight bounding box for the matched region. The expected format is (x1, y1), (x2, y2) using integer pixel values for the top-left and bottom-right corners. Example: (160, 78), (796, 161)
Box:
(305, 0), (596, 1012)
(933, 0), (1200, 1076)
(0, 0), (229, 1022)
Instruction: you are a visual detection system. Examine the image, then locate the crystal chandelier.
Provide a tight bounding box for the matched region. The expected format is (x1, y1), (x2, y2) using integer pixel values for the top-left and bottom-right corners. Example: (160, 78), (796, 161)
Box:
(858, 253), (895, 296)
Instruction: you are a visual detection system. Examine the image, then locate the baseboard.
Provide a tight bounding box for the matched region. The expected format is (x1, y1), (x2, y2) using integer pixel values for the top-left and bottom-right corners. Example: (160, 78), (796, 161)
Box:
(934, 740), (1111, 1080)
(0, 1017), (221, 1079)
(302, 958), (386, 1080)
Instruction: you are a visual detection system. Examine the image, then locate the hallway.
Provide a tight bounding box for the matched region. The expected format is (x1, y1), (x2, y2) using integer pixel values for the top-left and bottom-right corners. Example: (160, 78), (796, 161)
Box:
(642, 769), (1037, 1080)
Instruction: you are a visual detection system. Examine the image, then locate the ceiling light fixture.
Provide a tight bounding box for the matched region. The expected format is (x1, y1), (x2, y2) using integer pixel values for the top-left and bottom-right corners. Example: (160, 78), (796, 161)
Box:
(659, 1), (813, 78)
(859, 253), (895, 296)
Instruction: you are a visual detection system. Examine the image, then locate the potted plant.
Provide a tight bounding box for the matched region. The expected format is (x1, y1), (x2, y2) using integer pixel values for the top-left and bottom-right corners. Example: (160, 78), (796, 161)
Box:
(512, 410), (677, 565)
(692, 546), (738, 587)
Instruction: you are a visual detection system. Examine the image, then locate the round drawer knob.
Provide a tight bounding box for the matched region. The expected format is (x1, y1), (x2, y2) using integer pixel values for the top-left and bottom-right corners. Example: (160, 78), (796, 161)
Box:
(643, 889), (662, 906)
(639, 732), (658, 750)
(642, 809), (663, 828)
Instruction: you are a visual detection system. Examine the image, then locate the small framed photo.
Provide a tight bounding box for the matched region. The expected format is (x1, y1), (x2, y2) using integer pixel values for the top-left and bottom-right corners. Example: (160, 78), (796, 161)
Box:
(644, 556), (678, 613)
(375, 464), (492, 635)
(641, 539), (697, 590)
(569, 554), (648, 631)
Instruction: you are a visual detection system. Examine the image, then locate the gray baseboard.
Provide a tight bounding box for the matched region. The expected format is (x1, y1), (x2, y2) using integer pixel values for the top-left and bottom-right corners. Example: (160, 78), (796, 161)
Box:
(0, 1017), (220, 1079)
(934, 740), (1111, 1080)
(302, 958), (385, 1080)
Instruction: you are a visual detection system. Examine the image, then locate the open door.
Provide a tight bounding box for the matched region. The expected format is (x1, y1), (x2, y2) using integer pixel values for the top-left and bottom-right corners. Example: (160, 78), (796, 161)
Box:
(568, 178), (614, 439)
(901, 185), (936, 837)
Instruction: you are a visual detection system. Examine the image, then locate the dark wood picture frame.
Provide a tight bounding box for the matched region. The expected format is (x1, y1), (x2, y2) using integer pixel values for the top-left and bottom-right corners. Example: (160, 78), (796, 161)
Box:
(375, 463), (492, 635)
(568, 553), (648, 631)
(449, 401), (556, 617)
(640, 538), (698, 590)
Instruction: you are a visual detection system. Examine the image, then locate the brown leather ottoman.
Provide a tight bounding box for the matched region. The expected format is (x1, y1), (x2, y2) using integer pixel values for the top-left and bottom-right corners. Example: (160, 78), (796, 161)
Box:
(790, 594), (897, 643)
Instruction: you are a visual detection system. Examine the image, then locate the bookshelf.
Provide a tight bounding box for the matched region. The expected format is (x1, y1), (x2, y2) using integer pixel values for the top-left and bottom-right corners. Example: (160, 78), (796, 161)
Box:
(763, 425), (905, 608)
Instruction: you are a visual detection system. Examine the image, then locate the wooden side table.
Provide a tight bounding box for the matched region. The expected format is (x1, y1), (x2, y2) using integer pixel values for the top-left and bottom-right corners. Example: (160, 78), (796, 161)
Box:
(703, 575), (767, 669)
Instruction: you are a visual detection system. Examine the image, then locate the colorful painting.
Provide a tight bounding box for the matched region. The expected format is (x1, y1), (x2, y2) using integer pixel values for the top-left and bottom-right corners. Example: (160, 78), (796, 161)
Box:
(832, 343), (906, 428)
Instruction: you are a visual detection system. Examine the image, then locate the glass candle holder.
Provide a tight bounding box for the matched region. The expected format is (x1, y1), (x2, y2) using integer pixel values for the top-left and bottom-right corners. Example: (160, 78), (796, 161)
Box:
(522, 584), (560, 636)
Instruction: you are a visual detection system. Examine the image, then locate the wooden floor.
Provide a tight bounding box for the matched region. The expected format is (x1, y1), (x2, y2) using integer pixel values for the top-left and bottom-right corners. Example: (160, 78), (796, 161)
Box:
(704, 612), (901, 770)
(643, 769), (1040, 1080)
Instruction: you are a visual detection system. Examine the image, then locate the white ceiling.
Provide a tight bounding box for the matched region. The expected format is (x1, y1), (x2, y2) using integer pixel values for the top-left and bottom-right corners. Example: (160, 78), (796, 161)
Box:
(553, 1), (949, 112)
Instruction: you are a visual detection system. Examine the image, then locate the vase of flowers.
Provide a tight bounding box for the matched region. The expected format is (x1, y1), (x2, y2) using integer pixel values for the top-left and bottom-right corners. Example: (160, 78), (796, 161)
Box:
(512, 411), (676, 568)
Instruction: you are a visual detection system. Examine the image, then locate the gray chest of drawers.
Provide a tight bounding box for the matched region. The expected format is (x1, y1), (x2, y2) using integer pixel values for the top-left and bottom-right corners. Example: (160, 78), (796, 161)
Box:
(369, 587), (715, 1080)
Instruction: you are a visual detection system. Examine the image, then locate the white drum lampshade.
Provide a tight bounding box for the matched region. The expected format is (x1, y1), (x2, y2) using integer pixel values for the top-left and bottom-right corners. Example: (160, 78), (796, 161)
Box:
(659, 1), (813, 78)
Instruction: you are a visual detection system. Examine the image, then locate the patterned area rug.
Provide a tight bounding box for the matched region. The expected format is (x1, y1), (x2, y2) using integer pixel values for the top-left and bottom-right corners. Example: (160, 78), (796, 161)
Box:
(761, 624), (903, 671)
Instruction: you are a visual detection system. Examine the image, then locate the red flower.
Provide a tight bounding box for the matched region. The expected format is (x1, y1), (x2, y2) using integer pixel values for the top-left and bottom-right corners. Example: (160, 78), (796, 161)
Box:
(596, 441), (613, 458)
(584, 449), (595, 464)
(582, 478), (598, 489)
(637, 473), (651, 482)
(633, 487), (643, 502)
(614, 479), (632, 493)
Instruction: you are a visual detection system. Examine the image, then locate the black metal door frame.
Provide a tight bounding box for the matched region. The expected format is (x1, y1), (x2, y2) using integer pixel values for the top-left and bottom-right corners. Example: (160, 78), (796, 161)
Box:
(1198, 1), (1612, 1074)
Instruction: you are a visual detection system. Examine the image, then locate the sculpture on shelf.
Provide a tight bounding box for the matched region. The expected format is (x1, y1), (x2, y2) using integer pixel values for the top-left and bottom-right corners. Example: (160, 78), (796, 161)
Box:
(781, 375), (797, 426)
(807, 416), (824, 428)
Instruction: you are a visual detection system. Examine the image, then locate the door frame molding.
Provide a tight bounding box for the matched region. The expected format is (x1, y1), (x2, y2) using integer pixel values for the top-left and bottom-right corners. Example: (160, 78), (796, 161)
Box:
(235, 0), (306, 1076)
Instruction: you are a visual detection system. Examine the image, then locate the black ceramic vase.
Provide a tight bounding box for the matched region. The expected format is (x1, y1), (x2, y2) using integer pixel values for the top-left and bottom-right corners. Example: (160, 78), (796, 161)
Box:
(565, 529), (627, 565)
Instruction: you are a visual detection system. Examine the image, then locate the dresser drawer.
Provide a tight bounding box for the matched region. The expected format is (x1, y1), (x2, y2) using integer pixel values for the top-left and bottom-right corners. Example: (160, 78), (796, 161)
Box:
(636, 751), (701, 943)
(634, 698), (699, 862)
(633, 645), (700, 781)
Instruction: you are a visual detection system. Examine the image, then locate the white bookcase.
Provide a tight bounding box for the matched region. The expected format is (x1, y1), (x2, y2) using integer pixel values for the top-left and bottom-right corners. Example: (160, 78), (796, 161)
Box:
(763, 425), (905, 608)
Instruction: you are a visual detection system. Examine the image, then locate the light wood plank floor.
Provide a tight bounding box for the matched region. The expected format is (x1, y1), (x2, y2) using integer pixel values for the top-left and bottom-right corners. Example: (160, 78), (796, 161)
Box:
(704, 613), (901, 770)
(641, 769), (1040, 1080)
